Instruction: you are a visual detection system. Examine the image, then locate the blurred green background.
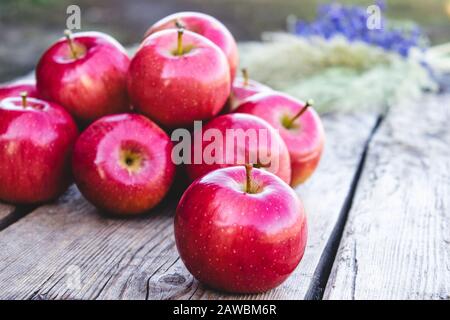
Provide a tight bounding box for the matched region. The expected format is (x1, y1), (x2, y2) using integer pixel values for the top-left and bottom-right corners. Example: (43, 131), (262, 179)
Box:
(0, 0), (449, 81)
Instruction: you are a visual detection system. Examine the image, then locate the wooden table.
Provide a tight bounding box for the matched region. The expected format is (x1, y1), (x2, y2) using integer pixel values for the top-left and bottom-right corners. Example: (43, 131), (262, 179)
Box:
(0, 83), (448, 299)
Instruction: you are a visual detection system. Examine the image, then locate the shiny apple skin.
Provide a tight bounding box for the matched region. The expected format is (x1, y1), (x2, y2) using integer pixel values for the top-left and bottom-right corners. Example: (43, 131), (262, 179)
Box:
(36, 31), (130, 124)
(235, 92), (325, 187)
(0, 97), (78, 204)
(175, 166), (308, 293)
(128, 29), (230, 129)
(72, 113), (176, 215)
(0, 81), (40, 101)
(226, 77), (272, 112)
(185, 113), (292, 184)
(145, 11), (239, 80)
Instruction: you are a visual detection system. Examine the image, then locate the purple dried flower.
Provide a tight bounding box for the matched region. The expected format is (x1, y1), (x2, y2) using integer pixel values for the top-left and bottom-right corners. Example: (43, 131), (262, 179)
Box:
(292, 2), (426, 57)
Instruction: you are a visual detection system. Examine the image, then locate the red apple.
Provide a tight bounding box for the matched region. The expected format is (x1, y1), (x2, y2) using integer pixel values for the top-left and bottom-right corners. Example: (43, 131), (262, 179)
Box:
(175, 165), (307, 293)
(0, 80), (40, 100)
(72, 113), (176, 215)
(226, 68), (272, 112)
(0, 94), (78, 204)
(144, 11), (238, 80)
(36, 30), (130, 124)
(128, 28), (230, 129)
(185, 113), (292, 184)
(235, 92), (325, 186)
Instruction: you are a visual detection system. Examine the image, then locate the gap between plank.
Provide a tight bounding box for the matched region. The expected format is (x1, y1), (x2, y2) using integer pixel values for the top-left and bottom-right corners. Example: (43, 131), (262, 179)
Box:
(304, 114), (384, 300)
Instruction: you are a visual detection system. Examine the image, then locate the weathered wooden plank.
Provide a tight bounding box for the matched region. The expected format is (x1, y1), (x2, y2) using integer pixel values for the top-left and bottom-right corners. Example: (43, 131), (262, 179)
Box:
(324, 95), (450, 300)
(0, 187), (178, 300)
(0, 112), (377, 300)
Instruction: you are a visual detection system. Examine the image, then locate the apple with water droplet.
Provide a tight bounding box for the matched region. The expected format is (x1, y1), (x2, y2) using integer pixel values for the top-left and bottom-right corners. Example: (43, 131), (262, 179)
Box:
(145, 11), (238, 81)
(175, 165), (307, 293)
(72, 113), (175, 215)
(0, 80), (40, 101)
(235, 92), (325, 186)
(36, 31), (130, 124)
(185, 113), (292, 184)
(128, 28), (230, 129)
(226, 68), (272, 111)
(0, 93), (78, 204)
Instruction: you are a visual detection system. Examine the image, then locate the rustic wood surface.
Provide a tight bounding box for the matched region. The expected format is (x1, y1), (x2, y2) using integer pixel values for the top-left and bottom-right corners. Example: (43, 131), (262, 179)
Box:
(324, 94), (450, 300)
(1, 68), (448, 299)
(0, 113), (377, 300)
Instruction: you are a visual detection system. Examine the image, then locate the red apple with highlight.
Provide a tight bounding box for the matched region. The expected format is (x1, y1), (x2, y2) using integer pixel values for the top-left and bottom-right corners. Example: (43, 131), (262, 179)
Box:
(128, 29), (230, 128)
(175, 165), (307, 293)
(145, 11), (238, 80)
(235, 92), (325, 186)
(36, 31), (130, 124)
(185, 113), (292, 184)
(72, 113), (175, 215)
(0, 94), (78, 204)
(226, 68), (272, 112)
(0, 80), (40, 101)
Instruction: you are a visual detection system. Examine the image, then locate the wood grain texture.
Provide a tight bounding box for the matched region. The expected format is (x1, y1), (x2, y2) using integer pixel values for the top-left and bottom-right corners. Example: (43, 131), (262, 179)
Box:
(0, 187), (178, 300)
(0, 113), (377, 300)
(324, 95), (450, 300)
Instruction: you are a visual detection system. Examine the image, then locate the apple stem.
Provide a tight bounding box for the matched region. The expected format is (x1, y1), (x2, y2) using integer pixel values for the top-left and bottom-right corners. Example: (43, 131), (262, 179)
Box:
(285, 99), (314, 128)
(254, 162), (271, 169)
(177, 25), (185, 56)
(20, 91), (27, 108)
(242, 68), (249, 87)
(175, 19), (185, 29)
(245, 164), (253, 193)
(64, 29), (78, 59)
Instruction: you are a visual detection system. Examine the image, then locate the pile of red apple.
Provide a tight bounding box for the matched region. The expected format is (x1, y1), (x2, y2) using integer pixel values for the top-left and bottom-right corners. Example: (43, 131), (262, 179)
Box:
(0, 12), (324, 294)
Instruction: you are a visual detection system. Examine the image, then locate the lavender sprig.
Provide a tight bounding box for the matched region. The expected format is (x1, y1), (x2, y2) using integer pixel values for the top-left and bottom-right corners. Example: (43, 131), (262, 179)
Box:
(293, 1), (426, 57)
